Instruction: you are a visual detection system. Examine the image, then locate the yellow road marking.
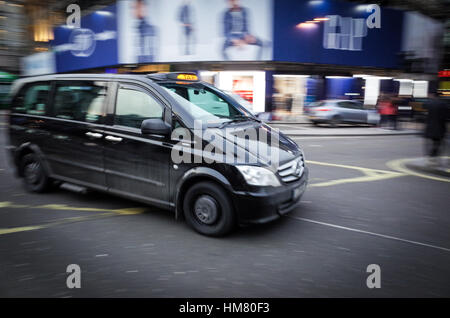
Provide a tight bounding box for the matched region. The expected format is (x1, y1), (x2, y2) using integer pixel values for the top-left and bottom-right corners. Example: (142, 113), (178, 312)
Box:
(309, 171), (406, 188)
(306, 160), (406, 187)
(0, 202), (147, 215)
(0, 213), (116, 236)
(0, 203), (148, 236)
(0, 225), (47, 235)
(306, 160), (399, 175)
(386, 157), (450, 183)
(0, 201), (28, 209)
(35, 204), (147, 215)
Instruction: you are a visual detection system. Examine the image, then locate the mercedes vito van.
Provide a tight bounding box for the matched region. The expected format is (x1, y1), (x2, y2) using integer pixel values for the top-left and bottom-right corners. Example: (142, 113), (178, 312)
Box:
(7, 73), (308, 236)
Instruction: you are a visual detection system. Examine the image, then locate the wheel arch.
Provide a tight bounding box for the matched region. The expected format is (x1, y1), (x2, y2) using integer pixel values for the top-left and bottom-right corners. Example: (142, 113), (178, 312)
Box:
(174, 167), (234, 220)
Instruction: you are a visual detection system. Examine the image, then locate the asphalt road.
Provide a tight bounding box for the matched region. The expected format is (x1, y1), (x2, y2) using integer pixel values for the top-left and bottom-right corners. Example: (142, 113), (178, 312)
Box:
(0, 117), (449, 297)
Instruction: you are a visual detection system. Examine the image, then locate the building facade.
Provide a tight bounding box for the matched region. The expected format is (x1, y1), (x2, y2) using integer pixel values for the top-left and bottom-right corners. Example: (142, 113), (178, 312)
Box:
(21, 0), (445, 114)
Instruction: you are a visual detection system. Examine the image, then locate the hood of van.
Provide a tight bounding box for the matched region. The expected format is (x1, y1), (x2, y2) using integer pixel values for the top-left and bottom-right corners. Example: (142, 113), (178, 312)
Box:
(201, 122), (301, 170)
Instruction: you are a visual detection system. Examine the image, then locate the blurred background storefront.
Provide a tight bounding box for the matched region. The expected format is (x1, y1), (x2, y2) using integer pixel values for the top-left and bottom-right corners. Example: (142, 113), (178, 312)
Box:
(2, 0), (449, 115)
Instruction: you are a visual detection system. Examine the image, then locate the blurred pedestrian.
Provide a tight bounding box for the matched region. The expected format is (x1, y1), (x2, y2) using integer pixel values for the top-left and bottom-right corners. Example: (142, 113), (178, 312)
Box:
(377, 94), (396, 129)
(391, 96), (399, 130)
(423, 93), (448, 164)
(285, 93), (293, 113)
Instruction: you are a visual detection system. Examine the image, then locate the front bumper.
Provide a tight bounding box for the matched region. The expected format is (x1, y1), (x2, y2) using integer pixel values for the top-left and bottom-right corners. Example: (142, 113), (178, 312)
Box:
(231, 167), (309, 225)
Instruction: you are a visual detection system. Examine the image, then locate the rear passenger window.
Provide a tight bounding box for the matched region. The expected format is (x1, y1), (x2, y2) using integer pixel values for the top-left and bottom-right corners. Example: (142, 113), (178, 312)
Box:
(52, 81), (108, 123)
(352, 102), (364, 109)
(114, 86), (163, 129)
(12, 82), (50, 115)
(339, 102), (355, 109)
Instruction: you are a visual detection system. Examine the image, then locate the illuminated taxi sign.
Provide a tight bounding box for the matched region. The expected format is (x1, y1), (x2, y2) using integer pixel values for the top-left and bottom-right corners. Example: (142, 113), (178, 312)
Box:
(176, 74), (198, 81)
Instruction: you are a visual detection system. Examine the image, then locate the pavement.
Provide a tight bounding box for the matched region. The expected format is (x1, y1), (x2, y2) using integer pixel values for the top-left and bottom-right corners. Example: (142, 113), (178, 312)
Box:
(270, 123), (420, 137)
(1, 114), (450, 297)
(268, 116), (424, 137)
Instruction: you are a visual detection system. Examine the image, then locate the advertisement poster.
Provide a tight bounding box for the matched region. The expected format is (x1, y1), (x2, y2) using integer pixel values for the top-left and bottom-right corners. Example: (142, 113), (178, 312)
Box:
(273, 0), (405, 68)
(51, 5), (118, 73)
(117, 0), (273, 64)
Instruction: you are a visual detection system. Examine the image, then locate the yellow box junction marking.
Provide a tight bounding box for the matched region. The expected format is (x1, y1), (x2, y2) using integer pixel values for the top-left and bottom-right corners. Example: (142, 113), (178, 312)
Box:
(306, 160), (407, 188)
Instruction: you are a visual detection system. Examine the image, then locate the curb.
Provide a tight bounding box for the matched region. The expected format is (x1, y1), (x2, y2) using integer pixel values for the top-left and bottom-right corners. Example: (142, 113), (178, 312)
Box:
(405, 160), (450, 178)
(268, 122), (310, 125)
(285, 132), (420, 137)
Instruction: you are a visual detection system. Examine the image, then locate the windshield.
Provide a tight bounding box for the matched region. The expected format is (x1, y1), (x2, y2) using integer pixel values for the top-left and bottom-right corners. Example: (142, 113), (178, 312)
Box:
(223, 91), (254, 114)
(158, 83), (254, 126)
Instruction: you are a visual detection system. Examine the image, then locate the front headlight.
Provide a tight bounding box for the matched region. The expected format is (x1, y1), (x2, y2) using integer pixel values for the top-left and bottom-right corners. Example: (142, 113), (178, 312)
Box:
(236, 166), (281, 187)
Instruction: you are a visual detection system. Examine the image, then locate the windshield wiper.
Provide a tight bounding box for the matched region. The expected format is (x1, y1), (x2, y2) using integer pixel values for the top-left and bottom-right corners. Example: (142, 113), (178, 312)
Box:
(218, 115), (260, 128)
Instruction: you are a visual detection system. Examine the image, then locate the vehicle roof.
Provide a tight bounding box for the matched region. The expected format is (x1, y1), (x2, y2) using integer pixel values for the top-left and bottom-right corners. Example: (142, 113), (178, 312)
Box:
(15, 73), (149, 82)
(10, 72), (204, 96)
(12, 72), (201, 87)
(9, 73), (153, 97)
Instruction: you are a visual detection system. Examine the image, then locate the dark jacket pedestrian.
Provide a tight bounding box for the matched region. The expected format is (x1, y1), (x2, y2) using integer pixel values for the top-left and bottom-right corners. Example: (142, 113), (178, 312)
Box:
(423, 96), (448, 157)
(424, 97), (448, 139)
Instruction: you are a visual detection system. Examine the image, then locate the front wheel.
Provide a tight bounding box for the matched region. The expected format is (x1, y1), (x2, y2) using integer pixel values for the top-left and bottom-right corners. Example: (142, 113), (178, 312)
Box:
(20, 153), (51, 193)
(183, 182), (236, 236)
(329, 116), (341, 128)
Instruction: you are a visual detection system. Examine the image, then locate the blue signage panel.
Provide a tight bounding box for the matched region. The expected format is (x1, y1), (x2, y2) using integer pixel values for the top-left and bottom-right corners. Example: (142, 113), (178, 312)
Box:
(51, 5), (118, 73)
(326, 77), (363, 99)
(273, 0), (404, 68)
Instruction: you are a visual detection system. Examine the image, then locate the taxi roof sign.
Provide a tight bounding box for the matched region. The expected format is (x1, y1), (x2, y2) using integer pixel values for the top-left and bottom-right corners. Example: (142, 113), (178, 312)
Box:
(147, 72), (200, 82)
(175, 73), (198, 81)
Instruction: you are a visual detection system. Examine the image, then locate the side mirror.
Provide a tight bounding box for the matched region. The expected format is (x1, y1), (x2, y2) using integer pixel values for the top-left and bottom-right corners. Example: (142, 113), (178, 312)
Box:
(141, 118), (171, 136)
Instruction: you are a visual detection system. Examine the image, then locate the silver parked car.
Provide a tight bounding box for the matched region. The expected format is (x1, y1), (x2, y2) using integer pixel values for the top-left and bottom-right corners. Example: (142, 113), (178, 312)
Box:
(307, 100), (379, 127)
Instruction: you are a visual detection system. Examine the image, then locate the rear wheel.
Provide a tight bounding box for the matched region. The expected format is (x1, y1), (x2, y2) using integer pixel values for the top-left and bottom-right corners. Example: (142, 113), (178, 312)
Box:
(20, 153), (51, 193)
(183, 182), (236, 236)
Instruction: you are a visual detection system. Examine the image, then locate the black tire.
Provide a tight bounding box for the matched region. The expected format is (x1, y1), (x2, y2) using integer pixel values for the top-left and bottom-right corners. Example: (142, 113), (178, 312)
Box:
(20, 153), (51, 193)
(330, 116), (341, 128)
(183, 181), (236, 236)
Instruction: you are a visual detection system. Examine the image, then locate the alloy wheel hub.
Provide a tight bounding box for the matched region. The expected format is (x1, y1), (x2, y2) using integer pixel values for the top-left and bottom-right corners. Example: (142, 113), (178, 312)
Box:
(25, 162), (40, 185)
(194, 195), (219, 225)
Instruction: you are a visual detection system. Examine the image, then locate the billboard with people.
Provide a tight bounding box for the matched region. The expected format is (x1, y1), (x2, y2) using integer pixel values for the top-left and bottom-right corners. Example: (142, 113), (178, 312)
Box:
(44, 0), (442, 73)
(117, 0), (273, 64)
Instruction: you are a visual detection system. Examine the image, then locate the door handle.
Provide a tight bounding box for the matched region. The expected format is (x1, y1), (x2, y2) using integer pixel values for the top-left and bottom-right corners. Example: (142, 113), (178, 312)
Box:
(85, 132), (103, 139)
(105, 135), (123, 142)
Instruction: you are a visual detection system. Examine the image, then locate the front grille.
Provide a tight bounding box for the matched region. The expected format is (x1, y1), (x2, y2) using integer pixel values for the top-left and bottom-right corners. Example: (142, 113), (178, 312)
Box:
(277, 156), (304, 183)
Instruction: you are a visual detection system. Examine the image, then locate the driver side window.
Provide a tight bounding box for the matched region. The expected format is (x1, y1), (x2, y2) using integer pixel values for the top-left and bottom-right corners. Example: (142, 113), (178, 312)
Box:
(114, 85), (163, 129)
